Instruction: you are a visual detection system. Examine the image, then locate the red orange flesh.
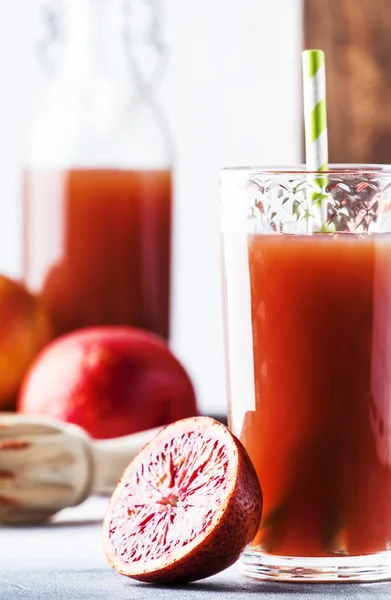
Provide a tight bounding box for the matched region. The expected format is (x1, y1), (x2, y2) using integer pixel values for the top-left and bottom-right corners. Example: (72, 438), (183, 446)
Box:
(103, 416), (262, 584)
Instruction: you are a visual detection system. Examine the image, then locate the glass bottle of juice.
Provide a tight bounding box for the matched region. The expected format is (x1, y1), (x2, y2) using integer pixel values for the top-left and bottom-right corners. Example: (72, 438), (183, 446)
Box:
(23, 0), (173, 340)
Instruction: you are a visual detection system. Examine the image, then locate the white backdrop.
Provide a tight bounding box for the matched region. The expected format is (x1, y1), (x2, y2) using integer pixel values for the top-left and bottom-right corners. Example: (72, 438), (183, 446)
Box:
(0, 0), (302, 415)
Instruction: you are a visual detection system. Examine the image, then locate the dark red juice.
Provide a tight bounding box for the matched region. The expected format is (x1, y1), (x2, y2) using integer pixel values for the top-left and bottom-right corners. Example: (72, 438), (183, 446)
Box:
(225, 232), (391, 557)
(23, 169), (172, 339)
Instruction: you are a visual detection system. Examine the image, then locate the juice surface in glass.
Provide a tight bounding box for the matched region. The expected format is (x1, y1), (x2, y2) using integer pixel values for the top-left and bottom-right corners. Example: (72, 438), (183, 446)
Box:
(23, 169), (172, 339)
(226, 232), (391, 558)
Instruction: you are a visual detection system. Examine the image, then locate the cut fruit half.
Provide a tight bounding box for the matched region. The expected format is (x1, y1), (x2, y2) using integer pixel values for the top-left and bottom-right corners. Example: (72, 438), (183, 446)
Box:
(103, 416), (262, 584)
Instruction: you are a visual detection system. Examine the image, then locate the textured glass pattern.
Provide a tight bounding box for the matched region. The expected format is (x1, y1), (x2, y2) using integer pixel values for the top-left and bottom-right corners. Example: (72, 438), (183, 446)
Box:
(220, 168), (391, 235)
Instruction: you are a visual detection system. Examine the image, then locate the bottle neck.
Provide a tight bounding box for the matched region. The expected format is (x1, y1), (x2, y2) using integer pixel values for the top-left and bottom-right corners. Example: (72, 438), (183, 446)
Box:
(61, 0), (128, 81)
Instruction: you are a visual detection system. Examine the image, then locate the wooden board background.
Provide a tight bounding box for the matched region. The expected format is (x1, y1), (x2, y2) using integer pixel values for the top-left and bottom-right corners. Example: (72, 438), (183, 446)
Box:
(304, 0), (391, 164)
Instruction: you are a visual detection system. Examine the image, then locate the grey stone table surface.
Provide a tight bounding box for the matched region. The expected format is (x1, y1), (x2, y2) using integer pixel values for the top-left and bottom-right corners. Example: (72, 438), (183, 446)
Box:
(1, 498), (391, 599)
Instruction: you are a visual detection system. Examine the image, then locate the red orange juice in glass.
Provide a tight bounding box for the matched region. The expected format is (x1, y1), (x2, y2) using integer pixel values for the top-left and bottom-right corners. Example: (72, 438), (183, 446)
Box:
(221, 166), (391, 581)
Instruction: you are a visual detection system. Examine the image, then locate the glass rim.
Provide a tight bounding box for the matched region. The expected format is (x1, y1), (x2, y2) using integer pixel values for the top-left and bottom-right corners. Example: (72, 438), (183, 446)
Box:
(220, 164), (391, 178)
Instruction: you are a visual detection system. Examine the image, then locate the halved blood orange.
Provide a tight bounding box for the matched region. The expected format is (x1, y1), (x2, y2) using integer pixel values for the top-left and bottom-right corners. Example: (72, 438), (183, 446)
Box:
(103, 416), (262, 584)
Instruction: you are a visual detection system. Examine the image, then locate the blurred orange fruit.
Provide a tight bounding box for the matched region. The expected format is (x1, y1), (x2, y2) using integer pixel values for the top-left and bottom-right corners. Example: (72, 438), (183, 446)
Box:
(18, 326), (198, 438)
(0, 275), (52, 409)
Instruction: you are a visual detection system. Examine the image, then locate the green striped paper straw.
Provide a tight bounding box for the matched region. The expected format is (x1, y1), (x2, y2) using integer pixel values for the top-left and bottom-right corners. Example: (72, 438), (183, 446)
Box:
(302, 49), (329, 227)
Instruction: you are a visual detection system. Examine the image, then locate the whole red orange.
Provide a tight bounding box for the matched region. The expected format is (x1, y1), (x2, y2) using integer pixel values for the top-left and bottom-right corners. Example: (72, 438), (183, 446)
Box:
(17, 327), (198, 439)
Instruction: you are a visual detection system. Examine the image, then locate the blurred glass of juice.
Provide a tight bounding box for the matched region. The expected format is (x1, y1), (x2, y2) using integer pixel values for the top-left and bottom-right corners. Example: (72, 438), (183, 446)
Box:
(23, 0), (172, 339)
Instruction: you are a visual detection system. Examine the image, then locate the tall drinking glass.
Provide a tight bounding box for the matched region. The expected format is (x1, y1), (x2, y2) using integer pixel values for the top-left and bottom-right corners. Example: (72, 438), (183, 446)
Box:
(220, 165), (391, 582)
